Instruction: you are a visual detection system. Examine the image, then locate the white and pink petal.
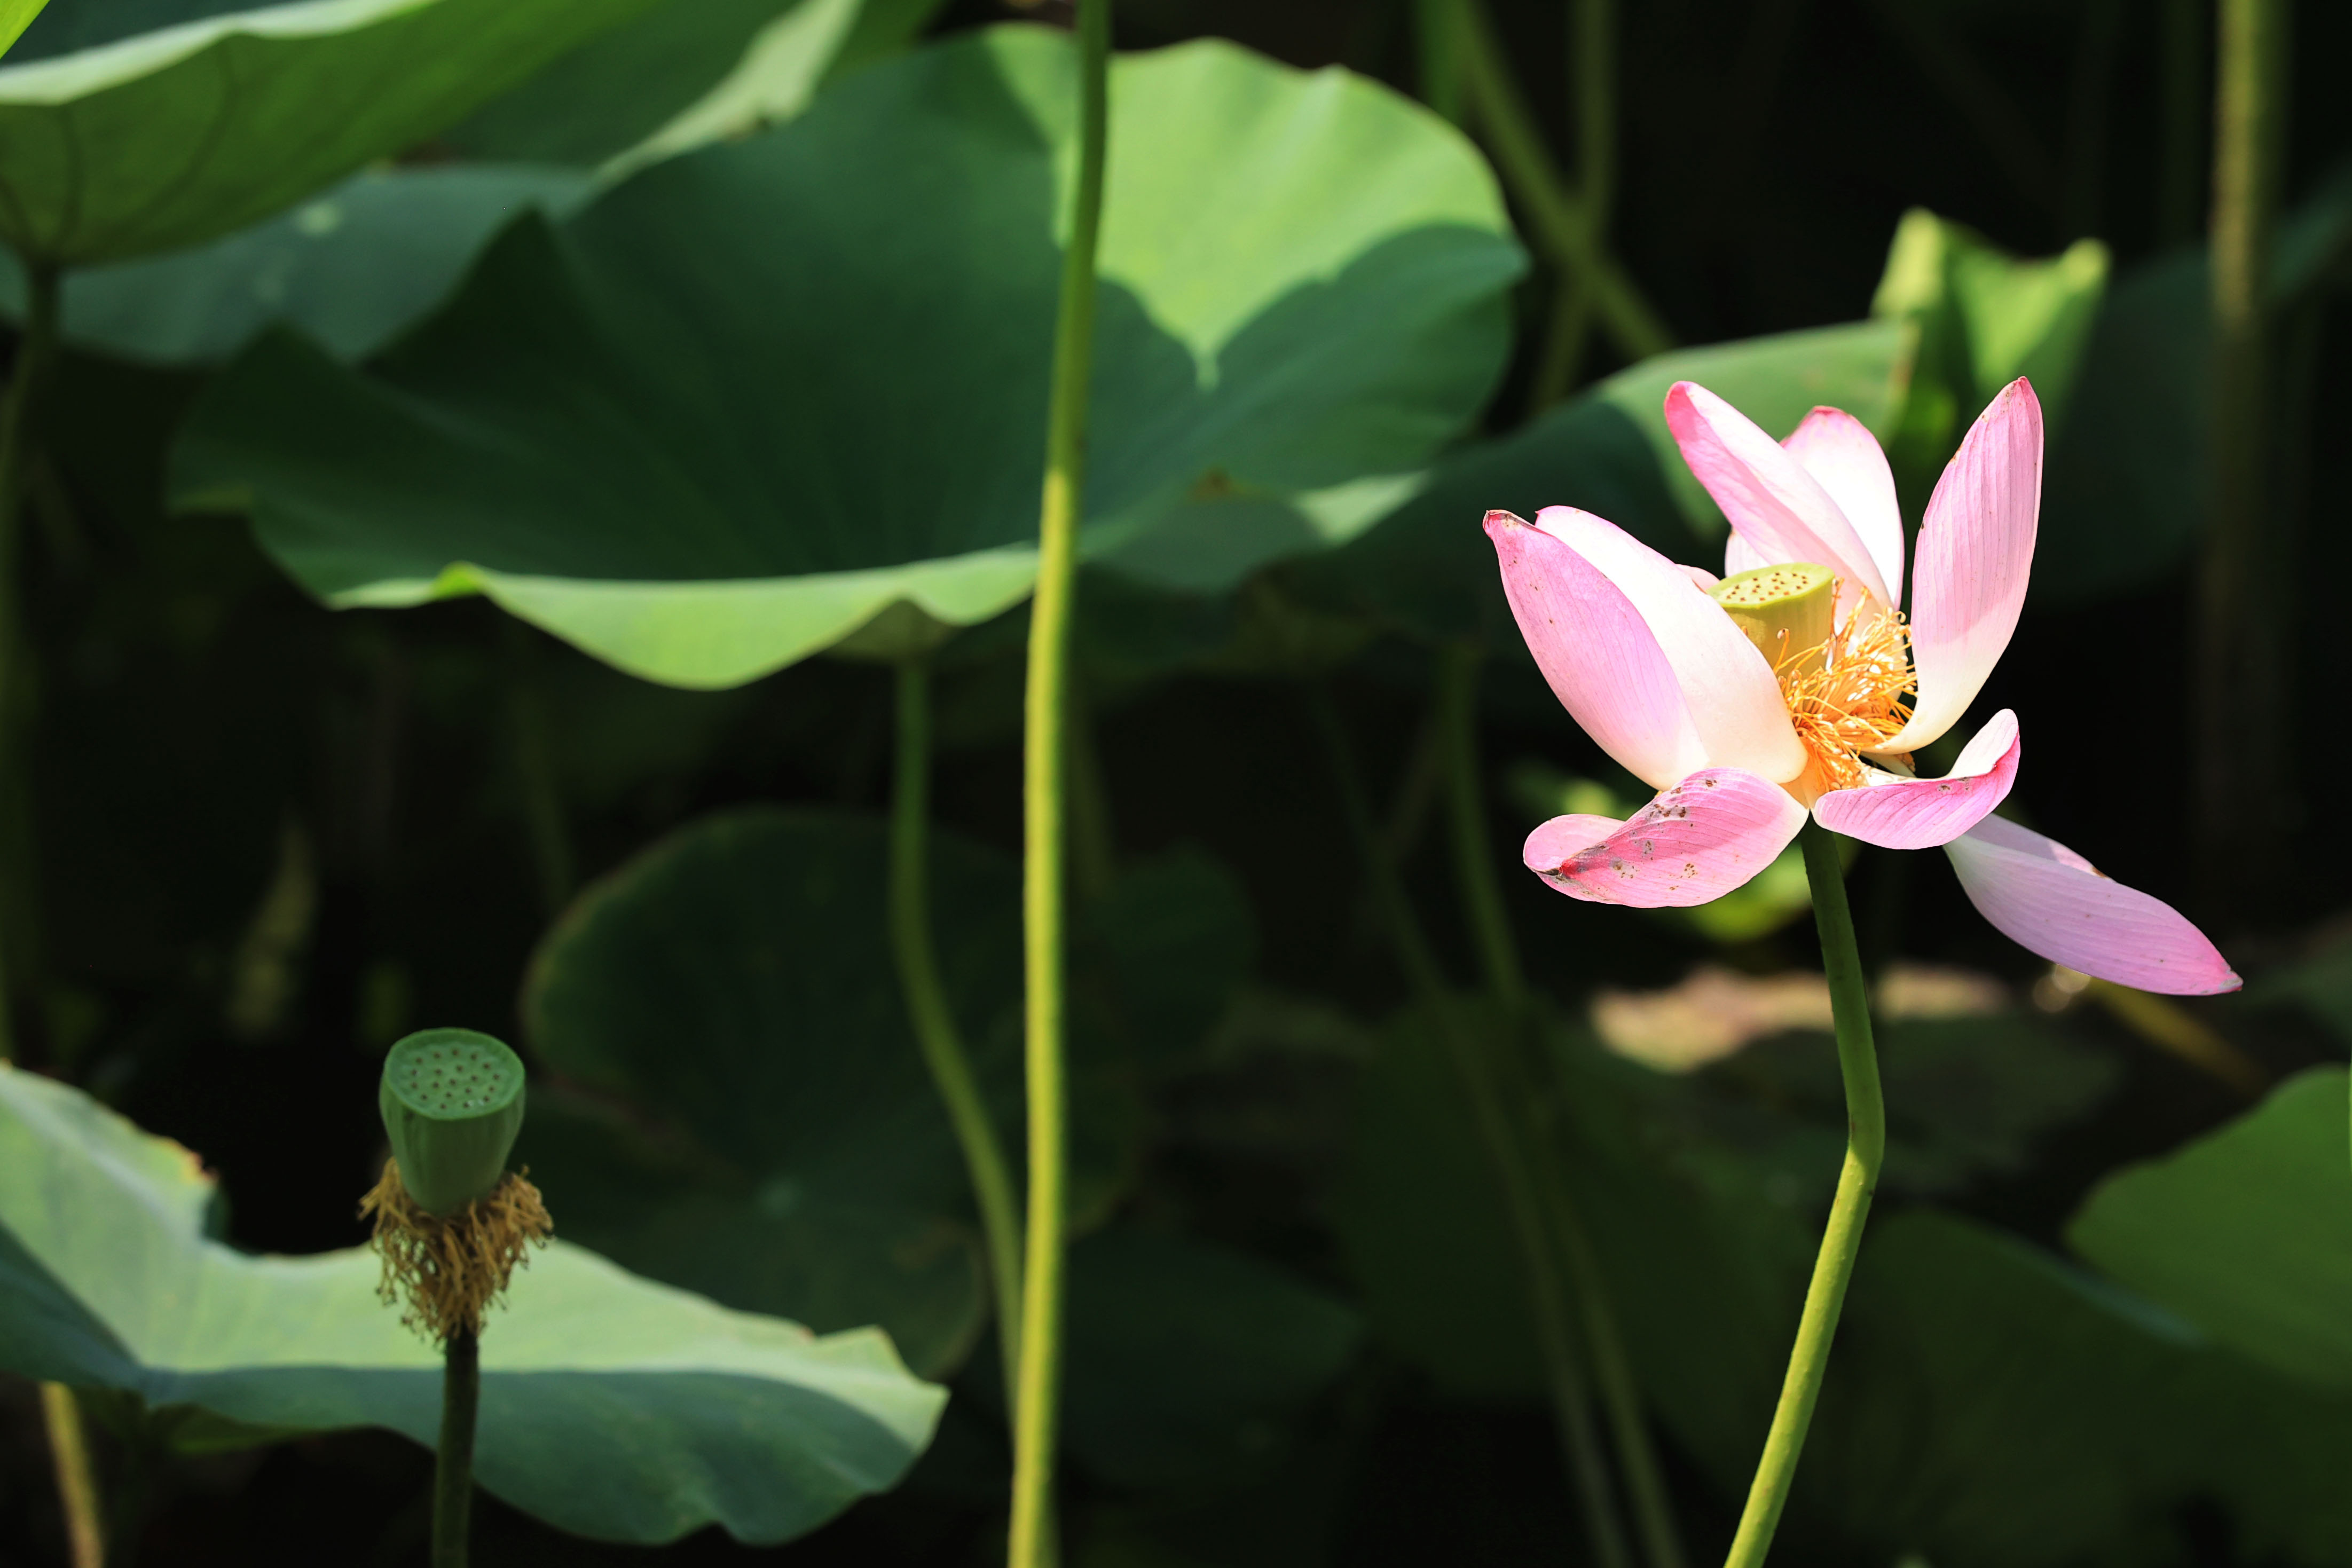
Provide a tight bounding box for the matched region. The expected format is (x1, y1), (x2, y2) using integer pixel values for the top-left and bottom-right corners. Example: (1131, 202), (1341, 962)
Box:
(1486, 510), (1710, 790)
(1532, 507), (1806, 784)
(1942, 814), (2240, 995)
(1781, 406), (1905, 610)
(1814, 710), (2020, 850)
(1882, 379), (2042, 754)
(1523, 767), (1810, 909)
(1663, 381), (1894, 616)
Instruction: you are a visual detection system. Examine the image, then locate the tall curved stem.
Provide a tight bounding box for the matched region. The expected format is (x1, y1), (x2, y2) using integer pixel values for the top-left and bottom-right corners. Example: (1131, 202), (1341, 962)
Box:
(1721, 823), (1884, 1567)
(891, 659), (1026, 1400)
(1008, 3), (1110, 1563)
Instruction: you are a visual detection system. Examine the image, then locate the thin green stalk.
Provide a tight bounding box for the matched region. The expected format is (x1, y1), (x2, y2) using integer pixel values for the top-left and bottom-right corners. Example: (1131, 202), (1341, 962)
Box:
(1008, 3), (1110, 1563)
(1413, 0), (1468, 125)
(1451, 0), (1672, 364)
(0, 259), (58, 1063)
(1435, 647), (1685, 1568)
(1530, 0), (1617, 407)
(1721, 823), (1884, 1568)
(41, 1382), (102, 1568)
(434, 1328), (479, 1568)
(2192, 0), (2288, 923)
(1310, 684), (1633, 1568)
(892, 659), (1026, 1401)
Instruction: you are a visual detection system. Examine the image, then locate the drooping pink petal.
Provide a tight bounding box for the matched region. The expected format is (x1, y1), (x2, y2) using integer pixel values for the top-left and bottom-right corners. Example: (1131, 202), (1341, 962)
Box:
(1486, 510), (1709, 789)
(1782, 406), (1904, 610)
(1663, 382), (1893, 617)
(1532, 507), (1806, 785)
(1814, 710), (2020, 850)
(1881, 379), (2041, 753)
(1680, 563), (1722, 590)
(1943, 815), (2240, 995)
(1523, 767), (1810, 908)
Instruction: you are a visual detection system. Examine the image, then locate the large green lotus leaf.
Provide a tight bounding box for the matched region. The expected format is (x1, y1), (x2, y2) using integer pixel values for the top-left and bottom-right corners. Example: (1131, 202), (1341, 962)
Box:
(0, 1061), (942, 1545)
(1870, 209), (2106, 485)
(516, 809), (1252, 1377)
(2068, 1067), (2352, 1390)
(1795, 1211), (2225, 1566)
(169, 26), (1522, 689)
(0, 163), (588, 364)
(0, 0), (41, 57)
(0, 0), (659, 266)
(446, 0), (947, 175)
(1288, 319), (1906, 649)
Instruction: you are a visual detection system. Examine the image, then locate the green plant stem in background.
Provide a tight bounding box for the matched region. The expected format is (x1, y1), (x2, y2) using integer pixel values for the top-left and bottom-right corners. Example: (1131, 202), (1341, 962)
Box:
(891, 659), (1027, 1402)
(1721, 823), (1885, 1568)
(436, 1328), (481, 1568)
(1529, 0), (1616, 407)
(1008, 2), (1111, 1563)
(0, 259), (57, 1064)
(40, 1382), (103, 1568)
(1435, 647), (1686, 1568)
(1451, 0), (1671, 366)
(1311, 683), (1634, 1568)
(2192, 0), (2289, 924)
(1412, 0), (1468, 125)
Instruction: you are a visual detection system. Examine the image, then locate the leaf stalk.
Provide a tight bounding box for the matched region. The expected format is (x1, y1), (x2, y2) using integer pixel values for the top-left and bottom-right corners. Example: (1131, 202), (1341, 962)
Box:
(1008, 2), (1112, 1562)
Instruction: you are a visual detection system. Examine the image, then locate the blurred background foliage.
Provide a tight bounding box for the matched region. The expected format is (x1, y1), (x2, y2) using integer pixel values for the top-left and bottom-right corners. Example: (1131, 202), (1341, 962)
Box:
(2, 0), (2352, 1563)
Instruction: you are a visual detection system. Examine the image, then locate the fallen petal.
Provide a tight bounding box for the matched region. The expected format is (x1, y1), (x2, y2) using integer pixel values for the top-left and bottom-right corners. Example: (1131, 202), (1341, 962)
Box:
(1944, 815), (2240, 995)
(1523, 767), (1809, 909)
(1814, 710), (2021, 850)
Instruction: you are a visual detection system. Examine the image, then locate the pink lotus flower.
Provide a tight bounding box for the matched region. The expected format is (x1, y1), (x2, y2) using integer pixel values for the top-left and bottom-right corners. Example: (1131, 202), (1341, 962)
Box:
(1487, 377), (2238, 996)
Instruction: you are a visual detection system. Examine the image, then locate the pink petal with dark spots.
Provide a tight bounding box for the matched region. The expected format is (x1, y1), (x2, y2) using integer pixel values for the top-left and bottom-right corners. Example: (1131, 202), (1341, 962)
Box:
(1522, 767), (1808, 909)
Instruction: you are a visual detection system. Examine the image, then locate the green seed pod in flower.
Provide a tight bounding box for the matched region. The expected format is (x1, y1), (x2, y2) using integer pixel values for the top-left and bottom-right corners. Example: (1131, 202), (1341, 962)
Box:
(1709, 561), (1836, 675)
(378, 1028), (526, 1216)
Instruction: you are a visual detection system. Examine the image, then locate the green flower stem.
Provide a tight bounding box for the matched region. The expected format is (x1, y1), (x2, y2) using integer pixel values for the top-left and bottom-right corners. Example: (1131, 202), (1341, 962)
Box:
(1008, 3), (1110, 1563)
(2192, 0), (2289, 918)
(1450, 0), (1672, 365)
(1435, 647), (1686, 1568)
(0, 258), (58, 1064)
(891, 658), (1027, 1401)
(40, 1382), (101, 1568)
(1412, 0), (1469, 126)
(1310, 683), (1633, 1568)
(435, 1327), (480, 1568)
(1529, 0), (1616, 407)
(1721, 822), (1884, 1568)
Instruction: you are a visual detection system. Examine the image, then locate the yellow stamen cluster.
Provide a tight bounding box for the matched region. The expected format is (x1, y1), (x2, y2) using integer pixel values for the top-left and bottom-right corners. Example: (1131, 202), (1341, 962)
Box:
(361, 1157), (553, 1344)
(1776, 603), (1916, 793)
